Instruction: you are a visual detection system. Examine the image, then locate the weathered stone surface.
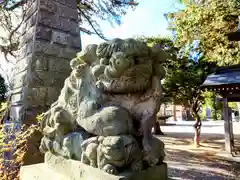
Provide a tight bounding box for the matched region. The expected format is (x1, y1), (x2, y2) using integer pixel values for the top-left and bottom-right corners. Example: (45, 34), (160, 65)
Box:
(36, 26), (52, 41)
(46, 87), (61, 106)
(58, 17), (79, 35)
(69, 20), (80, 36)
(48, 57), (71, 72)
(30, 71), (48, 86)
(24, 107), (48, 125)
(20, 163), (66, 180)
(52, 30), (69, 46)
(20, 152), (167, 180)
(32, 54), (71, 72)
(55, 0), (77, 9)
(26, 87), (48, 106)
(34, 40), (77, 59)
(71, 36), (81, 49)
(31, 54), (48, 71)
(39, 0), (57, 13)
(38, 11), (56, 27)
(38, 38), (167, 179)
(61, 47), (78, 58)
(58, 3), (78, 20)
(30, 71), (69, 87)
(10, 0), (81, 127)
(38, 11), (79, 36)
(34, 40), (60, 55)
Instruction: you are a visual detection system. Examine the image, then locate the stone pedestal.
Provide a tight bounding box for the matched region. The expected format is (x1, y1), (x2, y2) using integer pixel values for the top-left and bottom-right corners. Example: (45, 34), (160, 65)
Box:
(20, 153), (168, 180)
(10, 0), (81, 124)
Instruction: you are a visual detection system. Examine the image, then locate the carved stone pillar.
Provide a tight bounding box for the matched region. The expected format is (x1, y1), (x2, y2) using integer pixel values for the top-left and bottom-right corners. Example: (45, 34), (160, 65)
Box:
(10, 0), (81, 124)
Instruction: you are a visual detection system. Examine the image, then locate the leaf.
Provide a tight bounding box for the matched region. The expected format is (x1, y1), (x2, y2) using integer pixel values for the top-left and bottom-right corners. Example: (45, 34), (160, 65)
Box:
(169, 0), (240, 66)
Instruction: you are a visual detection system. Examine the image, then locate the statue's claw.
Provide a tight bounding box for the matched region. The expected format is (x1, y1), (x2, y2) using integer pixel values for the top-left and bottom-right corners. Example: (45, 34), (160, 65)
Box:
(144, 152), (159, 167)
(103, 164), (118, 175)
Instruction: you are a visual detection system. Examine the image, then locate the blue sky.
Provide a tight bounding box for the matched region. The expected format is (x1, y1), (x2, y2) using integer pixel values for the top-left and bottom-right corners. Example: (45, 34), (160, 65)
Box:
(81, 0), (182, 48)
(0, 0), (183, 82)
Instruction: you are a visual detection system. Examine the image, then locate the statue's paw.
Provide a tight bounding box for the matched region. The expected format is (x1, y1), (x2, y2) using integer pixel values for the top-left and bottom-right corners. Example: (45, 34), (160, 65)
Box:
(90, 160), (97, 168)
(144, 152), (159, 167)
(62, 149), (71, 159)
(143, 142), (152, 154)
(149, 157), (159, 167)
(147, 155), (159, 167)
(103, 164), (118, 175)
(131, 161), (143, 172)
(96, 81), (105, 91)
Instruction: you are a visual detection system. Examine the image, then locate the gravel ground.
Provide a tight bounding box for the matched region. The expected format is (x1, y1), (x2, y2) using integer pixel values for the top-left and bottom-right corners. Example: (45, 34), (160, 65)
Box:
(158, 133), (240, 180)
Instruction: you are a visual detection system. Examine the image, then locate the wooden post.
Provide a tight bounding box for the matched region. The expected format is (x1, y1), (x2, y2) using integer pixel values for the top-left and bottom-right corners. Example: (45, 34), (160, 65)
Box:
(173, 104), (176, 121)
(163, 104), (166, 116)
(223, 98), (233, 154)
(228, 107), (235, 149)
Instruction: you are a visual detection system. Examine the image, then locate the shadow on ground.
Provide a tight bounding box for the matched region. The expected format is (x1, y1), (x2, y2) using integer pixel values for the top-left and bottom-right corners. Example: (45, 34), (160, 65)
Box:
(158, 133), (240, 180)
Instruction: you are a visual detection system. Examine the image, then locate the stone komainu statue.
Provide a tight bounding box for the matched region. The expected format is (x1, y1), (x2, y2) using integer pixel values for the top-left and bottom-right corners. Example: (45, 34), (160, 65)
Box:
(39, 38), (166, 175)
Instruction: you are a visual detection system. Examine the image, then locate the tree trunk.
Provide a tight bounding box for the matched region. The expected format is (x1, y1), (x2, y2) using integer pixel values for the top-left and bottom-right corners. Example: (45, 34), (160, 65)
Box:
(192, 108), (201, 147)
(153, 121), (164, 135)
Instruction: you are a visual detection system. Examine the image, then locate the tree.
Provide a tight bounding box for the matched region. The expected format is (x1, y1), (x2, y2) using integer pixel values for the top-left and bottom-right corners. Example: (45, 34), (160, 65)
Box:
(139, 36), (180, 135)
(164, 57), (217, 146)
(139, 36), (218, 145)
(77, 0), (138, 40)
(139, 36), (180, 75)
(0, 0), (138, 60)
(169, 0), (240, 66)
(0, 1), (25, 61)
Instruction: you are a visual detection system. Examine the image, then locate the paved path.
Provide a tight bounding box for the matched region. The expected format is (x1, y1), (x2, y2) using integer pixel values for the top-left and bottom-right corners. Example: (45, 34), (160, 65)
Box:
(162, 120), (240, 135)
(157, 120), (240, 180)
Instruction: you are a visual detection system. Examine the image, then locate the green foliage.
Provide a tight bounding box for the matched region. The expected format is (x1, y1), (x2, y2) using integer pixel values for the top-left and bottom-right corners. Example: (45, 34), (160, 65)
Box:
(138, 36), (181, 103)
(36, 113), (44, 123)
(229, 102), (238, 111)
(176, 0), (198, 5)
(201, 91), (223, 120)
(138, 36), (179, 65)
(139, 36), (217, 121)
(201, 92), (239, 121)
(169, 0), (240, 65)
(164, 58), (216, 121)
(202, 91), (214, 108)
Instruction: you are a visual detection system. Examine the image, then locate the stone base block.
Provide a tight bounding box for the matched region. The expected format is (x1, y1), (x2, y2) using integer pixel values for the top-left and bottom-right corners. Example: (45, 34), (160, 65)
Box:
(20, 152), (168, 180)
(20, 163), (66, 180)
